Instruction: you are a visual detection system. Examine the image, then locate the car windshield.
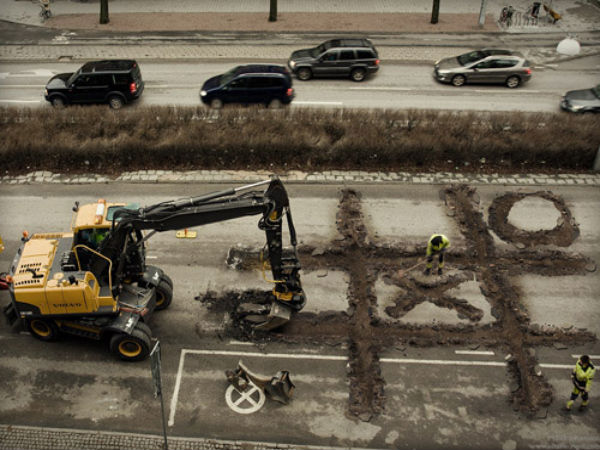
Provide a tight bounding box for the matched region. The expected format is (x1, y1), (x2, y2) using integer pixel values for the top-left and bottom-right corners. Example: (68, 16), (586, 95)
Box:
(220, 66), (240, 85)
(457, 51), (485, 66)
(311, 43), (328, 58)
(593, 85), (600, 98)
(66, 69), (81, 86)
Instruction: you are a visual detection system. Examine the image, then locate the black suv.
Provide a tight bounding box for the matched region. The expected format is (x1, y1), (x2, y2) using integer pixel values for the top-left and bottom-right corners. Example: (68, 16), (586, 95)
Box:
(288, 38), (379, 82)
(200, 64), (294, 109)
(44, 60), (144, 109)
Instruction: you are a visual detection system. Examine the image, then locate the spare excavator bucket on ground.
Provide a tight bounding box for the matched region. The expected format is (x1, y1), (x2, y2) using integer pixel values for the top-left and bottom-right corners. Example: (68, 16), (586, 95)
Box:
(226, 360), (295, 405)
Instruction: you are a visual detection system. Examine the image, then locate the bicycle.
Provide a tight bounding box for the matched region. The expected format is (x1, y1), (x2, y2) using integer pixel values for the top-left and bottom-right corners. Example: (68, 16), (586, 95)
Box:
(38, 0), (52, 22)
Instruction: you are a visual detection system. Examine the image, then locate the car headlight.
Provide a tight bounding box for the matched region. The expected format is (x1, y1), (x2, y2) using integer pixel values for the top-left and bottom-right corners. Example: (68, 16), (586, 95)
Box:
(200, 90), (207, 97)
(289, 60), (296, 69)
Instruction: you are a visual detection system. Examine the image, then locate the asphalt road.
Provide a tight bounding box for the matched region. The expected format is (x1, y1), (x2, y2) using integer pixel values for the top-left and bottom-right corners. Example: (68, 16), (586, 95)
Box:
(0, 182), (599, 450)
(1, 60), (599, 111)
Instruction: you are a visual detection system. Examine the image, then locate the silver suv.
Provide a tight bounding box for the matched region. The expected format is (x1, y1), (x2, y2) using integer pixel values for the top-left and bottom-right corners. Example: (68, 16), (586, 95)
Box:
(433, 49), (532, 88)
(287, 38), (379, 82)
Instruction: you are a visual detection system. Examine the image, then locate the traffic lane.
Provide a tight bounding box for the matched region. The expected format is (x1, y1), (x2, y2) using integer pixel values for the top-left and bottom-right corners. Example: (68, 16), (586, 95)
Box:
(1, 60), (599, 110)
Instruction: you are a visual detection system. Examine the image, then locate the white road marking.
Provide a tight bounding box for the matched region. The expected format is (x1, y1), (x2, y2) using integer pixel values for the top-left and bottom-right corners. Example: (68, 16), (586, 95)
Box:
(0, 99), (41, 103)
(227, 340), (255, 346)
(455, 350), (495, 356)
(146, 255), (158, 259)
(167, 348), (579, 426)
(167, 349), (187, 427)
(380, 357), (506, 366)
(0, 85), (46, 88)
(185, 349), (347, 360)
(293, 101), (344, 105)
(349, 87), (412, 91)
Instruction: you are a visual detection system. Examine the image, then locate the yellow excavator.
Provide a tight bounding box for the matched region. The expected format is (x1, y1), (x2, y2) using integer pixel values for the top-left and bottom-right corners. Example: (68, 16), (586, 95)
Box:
(3, 177), (306, 361)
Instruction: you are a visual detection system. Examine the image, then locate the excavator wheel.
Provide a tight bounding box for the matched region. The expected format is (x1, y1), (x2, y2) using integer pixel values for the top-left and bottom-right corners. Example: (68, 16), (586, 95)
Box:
(27, 319), (60, 342)
(161, 273), (174, 289)
(134, 321), (153, 339)
(154, 279), (173, 311)
(109, 328), (151, 362)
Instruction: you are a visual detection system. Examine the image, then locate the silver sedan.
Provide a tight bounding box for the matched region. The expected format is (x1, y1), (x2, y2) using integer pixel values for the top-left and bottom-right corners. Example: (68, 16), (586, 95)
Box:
(433, 49), (532, 88)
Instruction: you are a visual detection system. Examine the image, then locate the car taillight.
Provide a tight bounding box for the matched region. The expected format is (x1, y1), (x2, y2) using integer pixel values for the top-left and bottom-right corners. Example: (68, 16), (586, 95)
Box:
(129, 82), (137, 94)
(286, 88), (293, 96)
(525, 68), (532, 74)
(375, 59), (380, 66)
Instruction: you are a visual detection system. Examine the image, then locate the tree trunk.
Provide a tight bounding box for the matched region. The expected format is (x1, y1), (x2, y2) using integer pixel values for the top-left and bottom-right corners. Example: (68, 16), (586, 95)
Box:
(100, 0), (109, 24)
(269, 0), (277, 22)
(431, 0), (440, 24)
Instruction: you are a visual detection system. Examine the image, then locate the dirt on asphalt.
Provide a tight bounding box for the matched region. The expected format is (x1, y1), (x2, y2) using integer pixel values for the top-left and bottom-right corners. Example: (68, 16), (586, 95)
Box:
(200, 184), (597, 420)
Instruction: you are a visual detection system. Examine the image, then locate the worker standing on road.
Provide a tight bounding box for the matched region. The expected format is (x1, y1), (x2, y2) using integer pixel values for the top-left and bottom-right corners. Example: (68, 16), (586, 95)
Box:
(424, 234), (450, 276)
(566, 355), (595, 411)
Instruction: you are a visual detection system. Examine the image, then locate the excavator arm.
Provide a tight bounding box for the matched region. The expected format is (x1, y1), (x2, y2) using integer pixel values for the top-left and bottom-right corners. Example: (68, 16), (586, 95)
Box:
(89, 177), (305, 330)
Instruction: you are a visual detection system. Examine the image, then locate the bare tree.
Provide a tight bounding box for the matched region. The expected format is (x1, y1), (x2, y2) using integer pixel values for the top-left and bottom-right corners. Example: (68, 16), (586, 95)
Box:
(100, 0), (109, 24)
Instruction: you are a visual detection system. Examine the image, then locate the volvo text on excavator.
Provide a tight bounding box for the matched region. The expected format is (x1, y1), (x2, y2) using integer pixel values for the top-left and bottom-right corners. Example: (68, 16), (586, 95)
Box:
(3, 177), (306, 361)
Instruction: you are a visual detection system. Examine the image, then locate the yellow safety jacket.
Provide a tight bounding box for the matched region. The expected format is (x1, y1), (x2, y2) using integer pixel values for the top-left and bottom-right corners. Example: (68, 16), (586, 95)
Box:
(426, 234), (450, 256)
(572, 360), (595, 391)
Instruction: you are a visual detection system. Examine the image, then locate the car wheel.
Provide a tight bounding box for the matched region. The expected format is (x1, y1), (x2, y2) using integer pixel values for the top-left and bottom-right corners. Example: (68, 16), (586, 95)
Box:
(297, 68), (312, 81)
(505, 76), (521, 88)
(268, 98), (283, 109)
(50, 96), (65, 108)
(451, 75), (466, 87)
(210, 98), (223, 109)
(27, 319), (60, 341)
(108, 95), (124, 110)
(350, 68), (366, 82)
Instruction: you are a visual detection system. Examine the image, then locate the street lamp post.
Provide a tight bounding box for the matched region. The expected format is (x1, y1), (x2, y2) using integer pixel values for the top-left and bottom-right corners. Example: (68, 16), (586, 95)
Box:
(478, 0), (488, 27)
(269, 0), (277, 22)
(431, 0), (440, 24)
(100, 0), (109, 24)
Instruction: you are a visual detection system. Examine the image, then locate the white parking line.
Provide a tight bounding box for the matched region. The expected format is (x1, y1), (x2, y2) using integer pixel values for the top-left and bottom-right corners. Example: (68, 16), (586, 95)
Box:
(167, 348), (576, 427)
(454, 350), (495, 356)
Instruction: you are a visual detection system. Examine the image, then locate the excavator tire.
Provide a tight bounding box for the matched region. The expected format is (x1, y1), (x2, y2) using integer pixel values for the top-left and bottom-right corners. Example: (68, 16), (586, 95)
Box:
(109, 328), (151, 362)
(154, 279), (173, 311)
(161, 273), (174, 289)
(134, 321), (153, 339)
(27, 319), (60, 341)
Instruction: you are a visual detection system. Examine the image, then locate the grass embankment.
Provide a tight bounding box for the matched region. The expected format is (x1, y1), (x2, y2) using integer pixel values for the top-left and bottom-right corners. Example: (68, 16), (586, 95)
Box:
(1, 106), (598, 174)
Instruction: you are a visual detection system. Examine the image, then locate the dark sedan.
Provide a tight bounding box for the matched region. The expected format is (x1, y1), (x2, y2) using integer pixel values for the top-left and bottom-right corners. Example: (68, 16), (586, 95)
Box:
(560, 85), (600, 113)
(433, 49), (532, 88)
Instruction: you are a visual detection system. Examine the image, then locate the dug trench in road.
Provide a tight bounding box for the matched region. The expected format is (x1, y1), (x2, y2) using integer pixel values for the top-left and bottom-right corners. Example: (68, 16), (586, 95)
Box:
(200, 185), (597, 420)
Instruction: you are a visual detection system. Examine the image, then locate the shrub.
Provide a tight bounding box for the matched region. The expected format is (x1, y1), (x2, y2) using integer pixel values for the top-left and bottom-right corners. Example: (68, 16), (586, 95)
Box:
(0, 106), (598, 174)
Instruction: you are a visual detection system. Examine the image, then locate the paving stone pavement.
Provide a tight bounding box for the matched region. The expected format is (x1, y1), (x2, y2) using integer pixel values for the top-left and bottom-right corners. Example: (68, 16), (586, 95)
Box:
(0, 424), (315, 450)
(1, 170), (599, 186)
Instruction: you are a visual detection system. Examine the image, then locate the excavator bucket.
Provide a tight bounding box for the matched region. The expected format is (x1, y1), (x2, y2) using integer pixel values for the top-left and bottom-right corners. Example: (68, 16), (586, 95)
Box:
(226, 360), (295, 404)
(252, 302), (292, 331)
(264, 371), (295, 404)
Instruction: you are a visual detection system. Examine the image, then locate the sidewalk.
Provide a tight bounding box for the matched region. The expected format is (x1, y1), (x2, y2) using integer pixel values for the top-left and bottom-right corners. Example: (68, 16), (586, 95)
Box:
(2, 0), (600, 33)
(1, 0), (599, 65)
